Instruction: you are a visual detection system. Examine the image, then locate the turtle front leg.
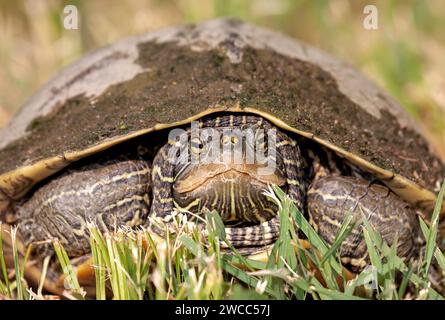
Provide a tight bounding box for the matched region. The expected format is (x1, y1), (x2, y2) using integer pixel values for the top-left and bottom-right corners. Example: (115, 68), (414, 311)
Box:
(13, 158), (152, 297)
(17, 159), (152, 258)
(307, 175), (422, 271)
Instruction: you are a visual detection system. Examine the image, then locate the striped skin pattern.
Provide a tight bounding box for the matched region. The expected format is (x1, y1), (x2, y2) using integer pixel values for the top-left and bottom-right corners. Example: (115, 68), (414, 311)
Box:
(149, 115), (304, 249)
(308, 176), (422, 271)
(16, 115), (304, 257)
(18, 160), (151, 257)
(16, 114), (422, 270)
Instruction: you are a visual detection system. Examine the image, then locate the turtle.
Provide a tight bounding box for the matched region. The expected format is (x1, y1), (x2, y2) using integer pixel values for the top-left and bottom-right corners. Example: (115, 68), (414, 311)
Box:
(0, 18), (444, 296)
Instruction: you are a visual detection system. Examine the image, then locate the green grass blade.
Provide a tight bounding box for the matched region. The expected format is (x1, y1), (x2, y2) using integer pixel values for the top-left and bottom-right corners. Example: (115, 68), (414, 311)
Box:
(320, 210), (354, 265)
(90, 230), (107, 300)
(11, 228), (26, 300)
(53, 240), (85, 299)
(423, 181), (445, 277)
(0, 223), (12, 297)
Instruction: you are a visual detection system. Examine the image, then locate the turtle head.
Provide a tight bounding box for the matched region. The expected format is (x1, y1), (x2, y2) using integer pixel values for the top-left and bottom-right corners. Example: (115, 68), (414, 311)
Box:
(170, 119), (287, 226)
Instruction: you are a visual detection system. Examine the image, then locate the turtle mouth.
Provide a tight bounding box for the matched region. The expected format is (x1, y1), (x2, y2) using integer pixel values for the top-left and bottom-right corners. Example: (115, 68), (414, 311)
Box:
(174, 163), (286, 193)
(173, 164), (286, 226)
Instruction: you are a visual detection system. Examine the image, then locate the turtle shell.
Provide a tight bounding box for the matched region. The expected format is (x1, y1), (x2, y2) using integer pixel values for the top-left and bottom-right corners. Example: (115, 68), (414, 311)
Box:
(0, 18), (444, 217)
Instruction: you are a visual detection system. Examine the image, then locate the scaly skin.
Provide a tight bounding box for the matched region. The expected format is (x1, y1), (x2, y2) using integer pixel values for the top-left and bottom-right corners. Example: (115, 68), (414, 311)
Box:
(308, 175), (422, 272)
(18, 160), (151, 257)
(148, 115), (304, 249)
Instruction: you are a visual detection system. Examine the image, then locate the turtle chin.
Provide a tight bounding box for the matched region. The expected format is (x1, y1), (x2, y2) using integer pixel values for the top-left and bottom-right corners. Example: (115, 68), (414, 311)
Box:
(173, 164), (285, 226)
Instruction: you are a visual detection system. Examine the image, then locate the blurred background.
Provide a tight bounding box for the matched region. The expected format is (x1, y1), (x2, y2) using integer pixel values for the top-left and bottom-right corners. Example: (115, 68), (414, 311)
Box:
(0, 0), (444, 157)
